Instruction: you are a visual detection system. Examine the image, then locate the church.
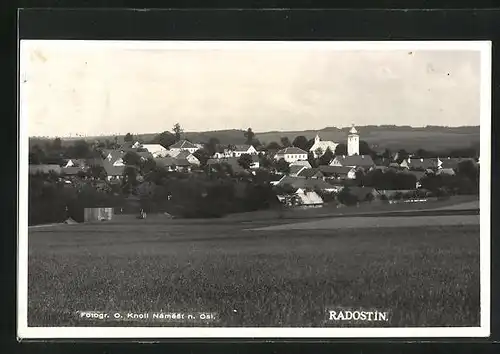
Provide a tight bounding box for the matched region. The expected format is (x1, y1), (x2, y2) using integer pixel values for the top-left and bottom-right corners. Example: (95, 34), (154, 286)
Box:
(309, 125), (360, 158)
(329, 125), (375, 169)
(309, 134), (339, 158)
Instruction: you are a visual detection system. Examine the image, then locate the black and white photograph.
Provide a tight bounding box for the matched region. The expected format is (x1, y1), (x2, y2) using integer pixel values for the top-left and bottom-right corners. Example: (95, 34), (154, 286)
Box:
(18, 40), (491, 338)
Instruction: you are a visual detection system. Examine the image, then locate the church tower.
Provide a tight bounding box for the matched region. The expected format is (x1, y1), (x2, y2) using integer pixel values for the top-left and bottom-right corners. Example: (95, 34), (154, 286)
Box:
(315, 133), (321, 143)
(347, 125), (359, 156)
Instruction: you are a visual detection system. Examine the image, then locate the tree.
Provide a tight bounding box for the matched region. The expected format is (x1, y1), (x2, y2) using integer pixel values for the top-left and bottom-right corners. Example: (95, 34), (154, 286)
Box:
(457, 160), (479, 182)
(318, 147), (334, 165)
(124, 133), (134, 142)
(88, 165), (107, 180)
(238, 154), (253, 170)
(70, 139), (91, 158)
(280, 137), (291, 148)
(337, 187), (358, 206)
(206, 137), (220, 156)
(314, 147), (323, 158)
(258, 154), (273, 169)
(122, 166), (138, 194)
(193, 148), (212, 167)
(274, 158), (290, 174)
(307, 151), (318, 168)
(173, 123), (183, 142)
(123, 151), (142, 166)
(381, 148), (392, 159)
(140, 158), (157, 175)
(292, 136), (309, 151)
(52, 138), (62, 151)
(395, 149), (409, 163)
(335, 143), (347, 156)
(359, 140), (375, 157)
(355, 170), (365, 187)
(153, 131), (176, 148)
(244, 128), (255, 145)
(267, 141), (281, 151)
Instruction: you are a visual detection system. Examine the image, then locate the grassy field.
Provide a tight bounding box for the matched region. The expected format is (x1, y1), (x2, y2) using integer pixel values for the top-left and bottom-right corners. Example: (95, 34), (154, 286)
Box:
(28, 218), (480, 328)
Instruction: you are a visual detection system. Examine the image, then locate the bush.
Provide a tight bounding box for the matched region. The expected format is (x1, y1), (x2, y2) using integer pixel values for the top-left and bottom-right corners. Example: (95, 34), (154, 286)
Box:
(337, 188), (359, 206)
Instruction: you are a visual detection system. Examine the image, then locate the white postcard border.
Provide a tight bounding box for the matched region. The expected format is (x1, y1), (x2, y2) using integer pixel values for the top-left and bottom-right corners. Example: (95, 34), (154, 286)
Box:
(17, 40), (491, 339)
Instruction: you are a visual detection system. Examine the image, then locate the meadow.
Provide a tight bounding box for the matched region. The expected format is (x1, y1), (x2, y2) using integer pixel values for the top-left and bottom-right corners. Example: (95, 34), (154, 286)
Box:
(27, 217), (480, 328)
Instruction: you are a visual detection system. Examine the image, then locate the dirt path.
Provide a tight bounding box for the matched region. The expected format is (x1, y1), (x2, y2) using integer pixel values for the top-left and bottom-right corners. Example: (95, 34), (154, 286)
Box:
(250, 214), (480, 231)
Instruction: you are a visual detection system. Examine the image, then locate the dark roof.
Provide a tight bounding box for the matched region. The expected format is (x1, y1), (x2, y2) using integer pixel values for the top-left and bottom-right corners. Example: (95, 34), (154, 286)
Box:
(404, 170), (427, 181)
(439, 157), (474, 169)
(102, 160), (125, 176)
(405, 158), (440, 170)
(372, 157), (392, 167)
(278, 176), (334, 191)
(289, 165), (306, 176)
(156, 156), (177, 167)
(137, 151), (154, 160)
(233, 144), (253, 152)
(61, 167), (85, 175)
(174, 150), (191, 159)
(169, 140), (198, 149)
(333, 155), (375, 167)
(207, 157), (246, 173)
(298, 168), (324, 179)
(29, 164), (62, 175)
(175, 158), (191, 166)
(276, 147), (308, 155)
(319, 165), (354, 175)
(85, 158), (104, 167)
(104, 150), (125, 163)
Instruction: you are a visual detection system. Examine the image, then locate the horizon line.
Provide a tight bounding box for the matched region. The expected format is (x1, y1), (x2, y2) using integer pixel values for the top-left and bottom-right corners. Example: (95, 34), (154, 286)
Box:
(28, 124), (480, 139)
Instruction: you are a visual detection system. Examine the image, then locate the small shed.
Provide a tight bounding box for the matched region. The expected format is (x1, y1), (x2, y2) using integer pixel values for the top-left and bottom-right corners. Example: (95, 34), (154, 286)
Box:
(84, 207), (114, 222)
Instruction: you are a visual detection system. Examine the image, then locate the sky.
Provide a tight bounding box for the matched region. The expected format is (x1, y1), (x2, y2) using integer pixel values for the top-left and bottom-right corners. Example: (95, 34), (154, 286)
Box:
(20, 41), (483, 138)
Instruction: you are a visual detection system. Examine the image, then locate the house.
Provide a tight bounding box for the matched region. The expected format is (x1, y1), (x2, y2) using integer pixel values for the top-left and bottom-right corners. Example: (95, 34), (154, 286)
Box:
(170, 150), (200, 166)
(276, 187), (324, 207)
(64, 159), (86, 168)
(330, 155), (375, 169)
(214, 144), (258, 158)
(206, 158), (248, 175)
(276, 175), (338, 193)
(140, 144), (169, 158)
(174, 158), (192, 172)
(102, 160), (125, 181)
(289, 165), (307, 177)
(104, 150), (126, 166)
(155, 156), (179, 172)
(319, 165), (357, 180)
(439, 157), (475, 170)
(61, 166), (86, 176)
(290, 160), (312, 168)
(29, 164), (62, 175)
(169, 140), (201, 155)
(436, 168), (456, 176)
(137, 151), (154, 161)
(297, 168), (325, 179)
(295, 188), (324, 206)
(400, 157), (441, 171)
(248, 154), (260, 169)
(309, 134), (339, 158)
(372, 157), (392, 168)
(274, 147), (308, 163)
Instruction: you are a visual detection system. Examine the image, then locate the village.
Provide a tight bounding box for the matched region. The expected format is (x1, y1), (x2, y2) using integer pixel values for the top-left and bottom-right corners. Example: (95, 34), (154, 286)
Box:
(28, 124), (480, 224)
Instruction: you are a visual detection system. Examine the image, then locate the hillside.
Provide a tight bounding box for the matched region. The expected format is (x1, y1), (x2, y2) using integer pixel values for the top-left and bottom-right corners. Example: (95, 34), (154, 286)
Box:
(30, 126), (480, 152)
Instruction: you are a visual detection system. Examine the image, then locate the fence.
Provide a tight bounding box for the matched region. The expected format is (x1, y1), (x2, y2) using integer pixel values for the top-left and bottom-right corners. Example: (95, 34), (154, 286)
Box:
(84, 207), (114, 222)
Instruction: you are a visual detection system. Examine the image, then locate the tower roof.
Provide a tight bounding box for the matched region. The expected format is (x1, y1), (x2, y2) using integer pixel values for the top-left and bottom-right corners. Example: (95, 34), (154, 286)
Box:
(349, 125), (358, 134)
